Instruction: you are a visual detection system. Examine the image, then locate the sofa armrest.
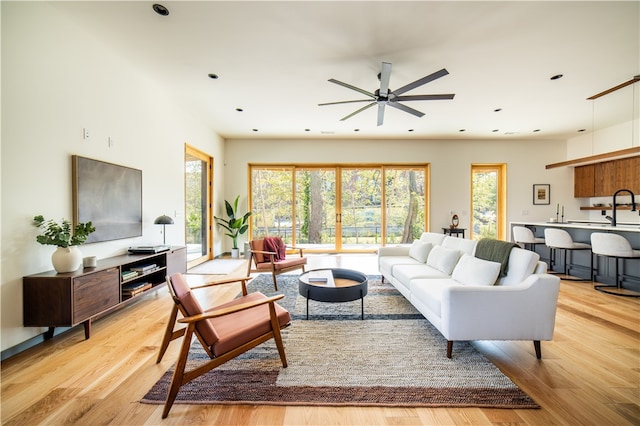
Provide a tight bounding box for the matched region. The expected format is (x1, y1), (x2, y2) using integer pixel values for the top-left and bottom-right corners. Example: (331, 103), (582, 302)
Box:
(377, 246), (410, 257)
(440, 274), (560, 341)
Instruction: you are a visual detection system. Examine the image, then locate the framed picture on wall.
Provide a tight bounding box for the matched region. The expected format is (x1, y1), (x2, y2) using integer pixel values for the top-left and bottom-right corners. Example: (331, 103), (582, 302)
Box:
(533, 184), (550, 205)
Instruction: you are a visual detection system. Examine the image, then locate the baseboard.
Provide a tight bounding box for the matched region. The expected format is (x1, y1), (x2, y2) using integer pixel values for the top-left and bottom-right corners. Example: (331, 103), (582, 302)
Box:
(1, 326), (73, 361)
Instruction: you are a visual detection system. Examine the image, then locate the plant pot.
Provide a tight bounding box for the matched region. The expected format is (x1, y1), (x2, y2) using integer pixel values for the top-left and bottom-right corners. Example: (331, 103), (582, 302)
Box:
(231, 248), (240, 259)
(51, 246), (82, 273)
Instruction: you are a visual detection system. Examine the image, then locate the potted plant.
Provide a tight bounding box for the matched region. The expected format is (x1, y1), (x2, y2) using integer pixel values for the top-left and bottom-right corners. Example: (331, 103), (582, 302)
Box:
(33, 215), (96, 272)
(214, 196), (251, 258)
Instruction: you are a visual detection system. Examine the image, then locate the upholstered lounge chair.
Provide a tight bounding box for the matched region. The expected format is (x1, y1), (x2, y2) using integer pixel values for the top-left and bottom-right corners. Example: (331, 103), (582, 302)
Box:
(247, 237), (307, 290)
(157, 273), (291, 418)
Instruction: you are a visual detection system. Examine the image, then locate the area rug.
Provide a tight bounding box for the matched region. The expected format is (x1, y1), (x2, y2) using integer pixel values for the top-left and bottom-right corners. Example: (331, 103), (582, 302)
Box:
(141, 273), (538, 408)
(187, 258), (246, 275)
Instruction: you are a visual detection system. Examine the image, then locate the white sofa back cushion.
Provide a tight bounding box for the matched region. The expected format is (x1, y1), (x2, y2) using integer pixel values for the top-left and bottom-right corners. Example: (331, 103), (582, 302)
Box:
(426, 245), (461, 275)
(452, 254), (501, 286)
(496, 247), (540, 286)
(441, 236), (477, 255)
(419, 232), (446, 246)
(409, 241), (433, 263)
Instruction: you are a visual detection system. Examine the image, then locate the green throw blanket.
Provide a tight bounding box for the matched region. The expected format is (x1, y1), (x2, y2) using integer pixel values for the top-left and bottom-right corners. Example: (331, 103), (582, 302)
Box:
(475, 238), (519, 278)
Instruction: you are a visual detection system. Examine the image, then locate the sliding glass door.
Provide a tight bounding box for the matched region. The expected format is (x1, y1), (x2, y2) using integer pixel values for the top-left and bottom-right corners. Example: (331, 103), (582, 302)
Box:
(250, 164), (428, 251)
(184, 145), (212, 267)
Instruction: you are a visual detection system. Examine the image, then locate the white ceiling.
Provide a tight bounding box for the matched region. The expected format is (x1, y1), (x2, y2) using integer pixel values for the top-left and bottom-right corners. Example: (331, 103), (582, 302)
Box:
(54, 1), (639, 140)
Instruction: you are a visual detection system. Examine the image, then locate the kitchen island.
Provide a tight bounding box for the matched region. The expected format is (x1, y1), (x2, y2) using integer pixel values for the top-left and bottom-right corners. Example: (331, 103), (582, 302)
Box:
(510, 221), (640, 293)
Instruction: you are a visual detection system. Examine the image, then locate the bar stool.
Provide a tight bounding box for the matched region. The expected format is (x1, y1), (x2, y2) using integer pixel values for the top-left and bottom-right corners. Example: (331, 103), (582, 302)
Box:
(513, 226), (545, 251)
(544, 228), (592, 281)
(590, 232), (640, 297)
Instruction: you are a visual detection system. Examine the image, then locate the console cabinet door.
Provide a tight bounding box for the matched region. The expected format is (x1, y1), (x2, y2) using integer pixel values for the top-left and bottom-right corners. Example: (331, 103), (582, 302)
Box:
(166, 247), (187, 276)
(72, 268), (120, 324)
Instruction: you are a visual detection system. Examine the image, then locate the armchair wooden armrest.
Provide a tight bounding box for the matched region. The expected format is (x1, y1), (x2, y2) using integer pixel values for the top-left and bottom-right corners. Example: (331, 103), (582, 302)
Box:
(285, 246), (305, 257)
(189, 276), (252, 296)
(178, 293), (286, 323)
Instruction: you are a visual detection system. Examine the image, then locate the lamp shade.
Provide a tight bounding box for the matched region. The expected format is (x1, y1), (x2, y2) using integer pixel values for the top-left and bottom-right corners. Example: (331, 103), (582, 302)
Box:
(154, 215), (174, 225)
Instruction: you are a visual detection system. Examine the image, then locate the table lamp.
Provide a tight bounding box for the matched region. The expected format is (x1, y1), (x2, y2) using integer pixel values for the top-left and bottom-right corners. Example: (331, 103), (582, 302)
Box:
(154, 215), (174, 245)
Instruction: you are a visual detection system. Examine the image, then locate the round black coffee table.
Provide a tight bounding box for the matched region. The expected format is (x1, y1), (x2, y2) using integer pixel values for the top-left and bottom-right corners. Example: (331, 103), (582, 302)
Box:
(298, 268), (368, 320)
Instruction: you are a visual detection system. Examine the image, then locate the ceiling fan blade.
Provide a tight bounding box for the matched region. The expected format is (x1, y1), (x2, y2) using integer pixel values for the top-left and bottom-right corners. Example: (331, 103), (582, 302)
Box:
(379, 62), (392, 97)
(387, 102), (425, 118)
(395, 94), (455, 101)
(377, 103), (386, 126)
(318, 99), (375, 106)
(328, 79), (376, 98)
(393, 68), (449, 96)
(340, 102), (376, 121)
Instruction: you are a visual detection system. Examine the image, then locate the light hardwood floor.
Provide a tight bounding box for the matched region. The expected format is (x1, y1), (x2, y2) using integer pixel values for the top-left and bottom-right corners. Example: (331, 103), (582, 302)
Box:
(2, 254), (639, 425)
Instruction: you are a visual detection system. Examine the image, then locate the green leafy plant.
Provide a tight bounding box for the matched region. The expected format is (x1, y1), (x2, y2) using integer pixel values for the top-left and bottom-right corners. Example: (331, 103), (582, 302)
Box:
(214, 196), (252, 249)
(33, 215), (96, 247)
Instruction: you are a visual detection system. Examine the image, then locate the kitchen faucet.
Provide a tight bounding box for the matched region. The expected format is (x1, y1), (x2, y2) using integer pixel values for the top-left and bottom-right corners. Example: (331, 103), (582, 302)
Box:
(606, 188), (637, 226)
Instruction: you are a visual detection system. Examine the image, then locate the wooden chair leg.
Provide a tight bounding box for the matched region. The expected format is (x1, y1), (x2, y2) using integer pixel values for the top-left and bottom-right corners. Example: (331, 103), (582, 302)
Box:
(269, 303), (288, 368)
(533, 340), (542, 359)
(271, 271), (278, 291)
(162, 323), (196, 419)
(157, 304), (182, 363)
(446, 341), (453, 358)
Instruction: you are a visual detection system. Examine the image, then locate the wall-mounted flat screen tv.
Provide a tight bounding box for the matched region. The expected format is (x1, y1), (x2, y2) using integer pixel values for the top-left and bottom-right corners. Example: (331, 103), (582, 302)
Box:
(72, 155), (142, 243)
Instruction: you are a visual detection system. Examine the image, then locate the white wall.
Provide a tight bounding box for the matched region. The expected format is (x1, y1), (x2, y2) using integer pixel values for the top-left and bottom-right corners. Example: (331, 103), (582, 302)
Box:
(1, 3), (224, 352)
(224, 138), (577, 241)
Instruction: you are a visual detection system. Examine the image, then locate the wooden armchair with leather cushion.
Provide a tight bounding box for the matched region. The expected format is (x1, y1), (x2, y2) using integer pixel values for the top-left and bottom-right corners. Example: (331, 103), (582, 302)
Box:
(158, 273), (290, 418)
(246, 236), (307, 290)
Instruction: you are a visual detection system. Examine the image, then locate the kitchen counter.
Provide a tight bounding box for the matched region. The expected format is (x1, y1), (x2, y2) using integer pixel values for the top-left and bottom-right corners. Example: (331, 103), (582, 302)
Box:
(510, 221), (640, 291)
(511, 220), (640, 233)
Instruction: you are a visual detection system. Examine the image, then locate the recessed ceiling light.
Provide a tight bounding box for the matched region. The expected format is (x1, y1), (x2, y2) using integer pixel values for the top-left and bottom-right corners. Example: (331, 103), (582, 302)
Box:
(354, 129), (360, 132)
(533, 129), (541, 132)
(152, 4), (170, 16)
(304, 129), (310, 132)
(578, 128), (586, 132)
(408, 129), (414, 132)
(459, 129), (466, 132)
(550, 74), (563, 80)
(494, 108), (502, 112)
(235, 108), (243, 112)
(492, 129), (499, 132)
(208, 73), (219, 79)
(252, 129), (258, 132)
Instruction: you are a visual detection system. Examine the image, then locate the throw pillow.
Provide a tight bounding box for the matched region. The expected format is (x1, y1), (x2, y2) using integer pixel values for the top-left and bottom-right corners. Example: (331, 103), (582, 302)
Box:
(426, 245), (461, 275)
(409, 241), (433, 263)
(452, 253), (501, 286)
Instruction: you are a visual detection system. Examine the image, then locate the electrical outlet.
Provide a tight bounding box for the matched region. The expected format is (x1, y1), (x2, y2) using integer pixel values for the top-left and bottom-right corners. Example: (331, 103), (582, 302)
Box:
(83, 128), (90, 140)
(108, 137), (114, 148)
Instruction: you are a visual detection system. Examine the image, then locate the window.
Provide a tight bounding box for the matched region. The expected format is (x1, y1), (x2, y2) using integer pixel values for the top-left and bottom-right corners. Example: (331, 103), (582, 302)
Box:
(470, 164), (506, 240)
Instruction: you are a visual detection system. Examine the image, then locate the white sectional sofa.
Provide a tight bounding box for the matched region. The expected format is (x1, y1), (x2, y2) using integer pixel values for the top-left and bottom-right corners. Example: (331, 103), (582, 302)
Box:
(378, 232), (561, 358)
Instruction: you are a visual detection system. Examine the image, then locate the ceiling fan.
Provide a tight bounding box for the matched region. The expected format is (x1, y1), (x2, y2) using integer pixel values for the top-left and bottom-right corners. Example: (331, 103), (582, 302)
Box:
(319, 62), (455, 126)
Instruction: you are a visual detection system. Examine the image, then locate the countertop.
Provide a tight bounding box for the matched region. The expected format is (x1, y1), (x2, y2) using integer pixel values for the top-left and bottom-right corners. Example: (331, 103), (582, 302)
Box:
(510, 221), (640, 233)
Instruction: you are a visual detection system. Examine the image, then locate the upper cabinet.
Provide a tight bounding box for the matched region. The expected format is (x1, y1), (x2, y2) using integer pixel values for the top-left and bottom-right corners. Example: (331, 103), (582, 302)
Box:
(574, 156), (640, 197)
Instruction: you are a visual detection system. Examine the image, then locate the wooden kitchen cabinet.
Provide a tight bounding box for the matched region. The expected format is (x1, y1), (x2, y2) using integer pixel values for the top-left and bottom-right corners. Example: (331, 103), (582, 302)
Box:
(574, 156), (640, 197)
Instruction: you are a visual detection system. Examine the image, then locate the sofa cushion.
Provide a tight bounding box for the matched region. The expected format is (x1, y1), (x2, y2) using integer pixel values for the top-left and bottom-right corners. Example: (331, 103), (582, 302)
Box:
(452, 254), (501, 286)
(441, 236), (477, 255)
(419, 232), (446, 246)
(426, 245), (461, 275)
(410, 278), (458, 317)
(496, 247), (540, 286)
(409, 241), (433, 263)
(379, 256), (423, 278)
(394, 264), (449, 283)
